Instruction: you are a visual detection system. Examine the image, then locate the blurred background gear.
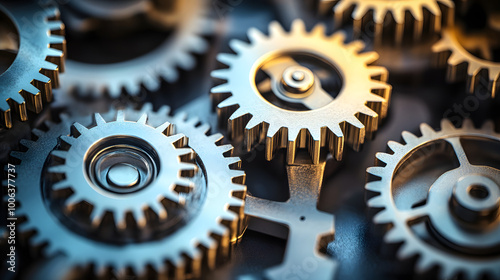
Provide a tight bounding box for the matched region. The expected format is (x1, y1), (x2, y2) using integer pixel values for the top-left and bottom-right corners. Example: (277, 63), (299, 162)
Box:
(11, 107), (246, 279)
(366, 119), (500, 279)
(325, 0), (454, 45)
(212, 19), (391, 165)
(59, 0), (214, 97)
(0, 2), (65, 128)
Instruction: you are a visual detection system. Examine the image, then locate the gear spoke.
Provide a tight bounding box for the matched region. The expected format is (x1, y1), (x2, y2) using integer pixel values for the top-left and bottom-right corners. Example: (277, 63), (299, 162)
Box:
(447, 137), (471, 167)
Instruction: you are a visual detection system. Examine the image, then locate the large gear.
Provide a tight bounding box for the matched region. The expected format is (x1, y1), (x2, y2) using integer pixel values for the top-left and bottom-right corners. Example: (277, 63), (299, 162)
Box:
(47, 112), (198, 231)
(11, 106), (246, 278)
(60, 0), (213, 97)
(330, 0), (454, 44)
(366, 119), (500, 279)
(0, 2), (66, 128)
(211, 19), (391, 165)
(432, 26), (500, 98)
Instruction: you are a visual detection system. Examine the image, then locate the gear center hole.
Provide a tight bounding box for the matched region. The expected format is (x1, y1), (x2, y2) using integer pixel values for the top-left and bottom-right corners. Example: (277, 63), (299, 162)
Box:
(468, 184), (490, 200)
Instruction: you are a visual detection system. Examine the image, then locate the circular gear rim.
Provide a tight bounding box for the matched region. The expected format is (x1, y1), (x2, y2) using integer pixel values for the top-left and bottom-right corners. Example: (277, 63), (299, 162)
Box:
(47, 111), (198, 231)
(60, 0), (213, 98)
(211, 19), (391, 165)
(0, 2), (66, 128)
(331, 0), (454, 44)
(366, 119), (500, 280)
(10, 105), (246, 277)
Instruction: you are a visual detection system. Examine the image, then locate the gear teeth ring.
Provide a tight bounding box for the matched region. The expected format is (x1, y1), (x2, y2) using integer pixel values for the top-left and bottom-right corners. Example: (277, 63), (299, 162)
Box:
(366, 119), (500, 279)
(48, 112), (198, 230)
(433, 27), (500, 98)
(9, 106), (247, 279)
(332, 0), (454, 44)
(0, 3), (66, 128)
(212, 19), (391, 164)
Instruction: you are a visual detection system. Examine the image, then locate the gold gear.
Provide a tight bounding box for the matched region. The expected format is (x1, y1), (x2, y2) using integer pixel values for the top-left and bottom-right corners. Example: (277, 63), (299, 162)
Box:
(332, 0), (454, 44)
(433, 26), (500, 98)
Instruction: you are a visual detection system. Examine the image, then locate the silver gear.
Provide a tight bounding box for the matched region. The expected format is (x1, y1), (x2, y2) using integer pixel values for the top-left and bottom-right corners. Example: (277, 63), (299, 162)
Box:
(329, 0), (454, 44)
(47, 112), (198, 231)
(11, 105), (246, 278)
(0, 2), (66, 128)
(366, 119), (500, 279)
(212, 19), (391, 165)
(60, 0), (213, 97)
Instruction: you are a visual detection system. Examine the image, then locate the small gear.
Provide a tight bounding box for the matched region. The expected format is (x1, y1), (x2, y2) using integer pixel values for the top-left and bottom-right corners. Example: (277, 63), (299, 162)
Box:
(212, 19), (391, 164)
(11, 106), (246, 278)
(48, 111), (198, 230)
(0, 2), (66, 128)
(60, 0), (213, 97)
(331, 0), (454, 44)
(366, 119), (500, 279)
(432, 26), (500, 98)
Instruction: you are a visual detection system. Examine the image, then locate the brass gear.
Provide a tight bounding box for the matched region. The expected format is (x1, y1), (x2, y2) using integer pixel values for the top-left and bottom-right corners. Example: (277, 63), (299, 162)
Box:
(331, 0), (454, 44)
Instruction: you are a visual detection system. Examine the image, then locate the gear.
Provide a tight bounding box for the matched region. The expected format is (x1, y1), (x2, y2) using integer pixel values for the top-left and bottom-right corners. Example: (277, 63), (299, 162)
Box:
(11, 106), (246, 278)
(48, 112), (198, 231)
(60, 0), (213, 97)
(0, 2), (65, 128)
(212, 19), (391, 165)
(366, 119), (500, 279)
(330, 0), (454, 44)
(432, 26), (500, 98)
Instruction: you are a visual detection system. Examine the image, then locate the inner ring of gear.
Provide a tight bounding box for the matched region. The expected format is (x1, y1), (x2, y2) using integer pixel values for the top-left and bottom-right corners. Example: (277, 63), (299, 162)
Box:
(212, 19), (391, 165)
(13, 106), (246, 277)
(366, 119), (500, 279)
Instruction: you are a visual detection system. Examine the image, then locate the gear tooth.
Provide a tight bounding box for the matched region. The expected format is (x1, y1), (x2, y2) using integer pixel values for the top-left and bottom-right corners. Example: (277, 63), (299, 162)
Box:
(48, 165), (66, 174)
(372, 7), (387, 24)
(420, 123), (436, 136)
(218, 144), (234, 154)
(439, 265), (459, 280)
(151, 201), (167, 220)
(374, 209), (392, 224)
(352, 4), (369, 21)
(211, 83), (231, 95)
(375, 152), (392, 164)
(387, 140), (405, 154)
(64, 194), (82, 210)
(247, 27), (266, 43)
(269, 21), (285, 36)
(358, 51), (379, 65)
(330, 31), (346, 43)
(481, 120), (495, 131)
(89, 208), (105, 227)
(365, 181), (382, 192)
(176, 51), (196, 70)
(176, 148), (195, 159)
(291, 19), (307, 33)
(31, 128), (45, 138)
(50, 150), (68, 160)
(461, 119), (474, 129)
(208, 133), (224, 144)
(9, 151), (26, 161)
(47, 21), (65, 34)
(211, 69), (231, 80)
(447, 52), (466, 66)
(431, 38), (449, 53)
(229, 39), (249, 54)
(397, 241), (416, 259)
(346, 40), (366, 53)
(51, 180), (71, 191)
(367, 166), (385, 177)
(415, 254), (436, 274)
(137, 113), (148, 125)
(133, 208), (147, 228)
(440, 118), (456, 131)
(368, 195), (386, 209)
(230, 170), (246, 185)
(311, 23), (326, 36)
(60, 135), (76, 146)
(228, 107), (247, 121)
(19, 139), (35, 149)
(72, 122), (88, 134)
(401, 131), (418, 145)
(156, 121), (173, 135)
(34, 72), (51, 84)
(115, 110), (125, 122)
(94, 113), (107, 126)
(179, 162), (198, 175)
(114, 211), (127, 230)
